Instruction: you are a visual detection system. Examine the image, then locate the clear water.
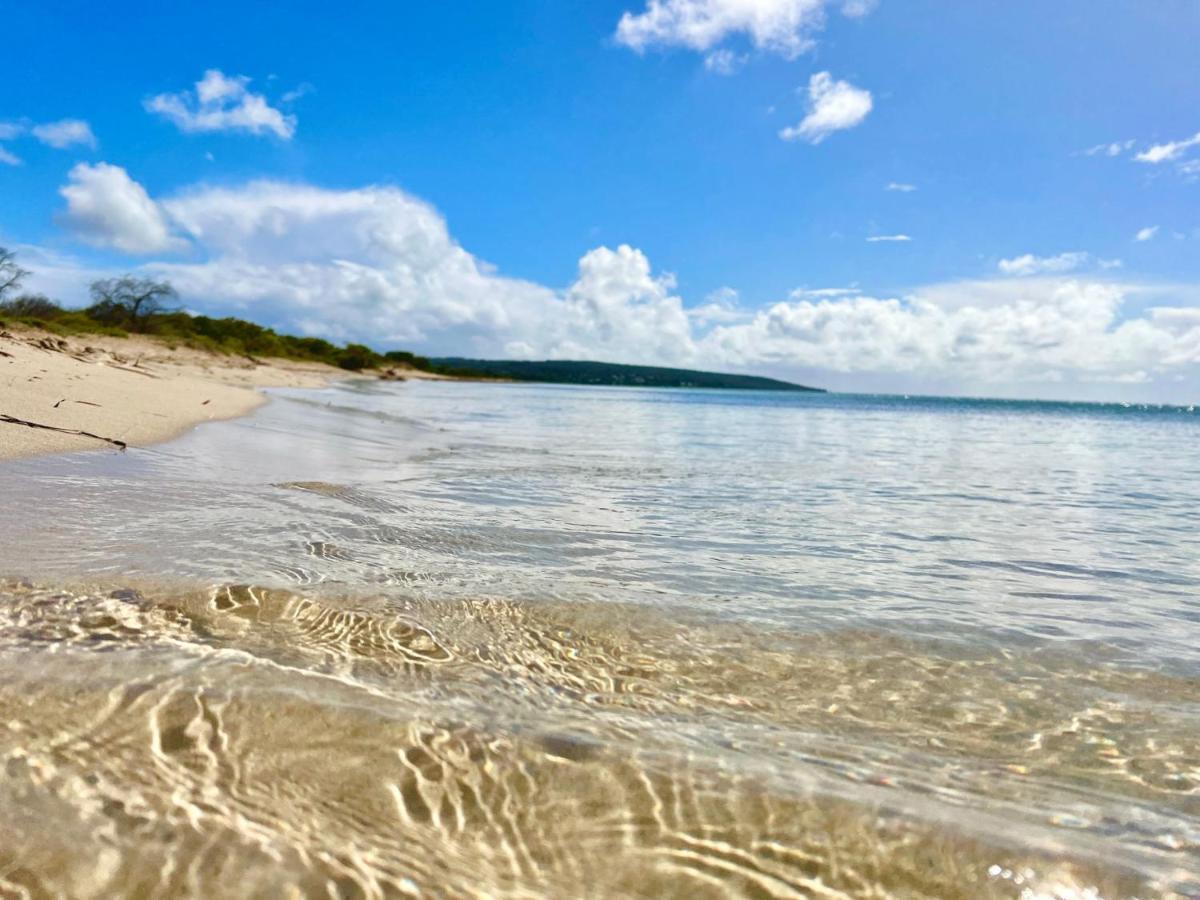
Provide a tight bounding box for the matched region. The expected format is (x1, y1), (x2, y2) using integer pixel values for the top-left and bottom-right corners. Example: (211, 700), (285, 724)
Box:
(1, 381), (1197, 897)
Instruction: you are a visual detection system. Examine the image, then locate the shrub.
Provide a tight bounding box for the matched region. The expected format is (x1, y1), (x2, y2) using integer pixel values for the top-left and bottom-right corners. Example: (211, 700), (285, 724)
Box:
(0, 294), (63, 319)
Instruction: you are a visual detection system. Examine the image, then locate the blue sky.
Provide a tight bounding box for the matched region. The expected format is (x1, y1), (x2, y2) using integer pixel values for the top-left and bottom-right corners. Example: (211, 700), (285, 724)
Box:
(3, 0), (1199, 401)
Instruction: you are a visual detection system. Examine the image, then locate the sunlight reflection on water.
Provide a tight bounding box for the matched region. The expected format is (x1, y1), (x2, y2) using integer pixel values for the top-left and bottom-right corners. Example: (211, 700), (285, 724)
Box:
(0, 380), (1197, 896)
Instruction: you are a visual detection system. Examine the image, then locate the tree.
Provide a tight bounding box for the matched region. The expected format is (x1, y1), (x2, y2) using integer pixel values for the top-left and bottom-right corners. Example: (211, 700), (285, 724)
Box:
(87, 276), (178, 330)
(0, 247), (30, 303)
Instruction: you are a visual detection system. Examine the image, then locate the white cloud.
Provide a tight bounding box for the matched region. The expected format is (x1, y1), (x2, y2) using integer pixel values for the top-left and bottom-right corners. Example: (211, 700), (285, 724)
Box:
(704, 278), (1200, 387)
(840, 0), (876, 16)
(687, 287), (748, 325)
(0, 146), (20, 166)
(885, 182), (916, 192)
(32, 119), (97, 149)
(118, 179), (696, 362)
(280, 83), (314, 104)
(145, 69), (296, 139)
(1135, 132), (1200, 164)
(703, 49), (746, 74)
(59, 163), (186, 254)
(780, 71), (872, 144)
(790, 286), (861, 298)
(867, 234), (911, 243)
(1083, 140), (1134, 158)
(42, 170), (1200, 398)
(615, 0), (869, 58)
(1135, 226), (1159, 243)
(0, 123), (25, 141)
(998, 251), (1088, 276)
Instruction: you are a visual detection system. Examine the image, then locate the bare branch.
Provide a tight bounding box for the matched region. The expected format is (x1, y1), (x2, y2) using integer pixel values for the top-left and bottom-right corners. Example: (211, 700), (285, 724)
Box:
(0, 247), (31, 302)
(87, 275), (178, 330)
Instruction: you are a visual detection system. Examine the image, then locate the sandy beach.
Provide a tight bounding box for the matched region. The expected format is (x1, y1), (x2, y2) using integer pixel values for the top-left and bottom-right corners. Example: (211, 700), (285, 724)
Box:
(0, 326), (438, 461)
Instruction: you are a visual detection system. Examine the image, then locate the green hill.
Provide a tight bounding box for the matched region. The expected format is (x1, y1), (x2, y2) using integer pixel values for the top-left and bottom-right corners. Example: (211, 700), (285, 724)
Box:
(432, 358), (824, 392)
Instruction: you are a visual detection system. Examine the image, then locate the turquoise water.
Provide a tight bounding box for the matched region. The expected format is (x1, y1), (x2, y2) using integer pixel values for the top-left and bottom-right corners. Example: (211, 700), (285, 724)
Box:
(1, 381), (1197, 897)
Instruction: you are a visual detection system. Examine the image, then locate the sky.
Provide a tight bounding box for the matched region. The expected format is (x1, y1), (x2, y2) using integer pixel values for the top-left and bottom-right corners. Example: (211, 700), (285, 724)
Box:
(2, 0), (1199, 402)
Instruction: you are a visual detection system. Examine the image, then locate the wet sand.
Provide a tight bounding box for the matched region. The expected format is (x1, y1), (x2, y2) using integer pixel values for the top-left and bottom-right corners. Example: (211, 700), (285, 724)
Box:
(1, 576), (1191, 898)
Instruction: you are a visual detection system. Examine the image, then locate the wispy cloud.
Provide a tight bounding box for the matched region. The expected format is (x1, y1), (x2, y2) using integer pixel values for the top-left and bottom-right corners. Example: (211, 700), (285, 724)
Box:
(32, 118), (97, 149)
(0, 146), (21, 166)
(1083, 140), (1134, 158)
(780, 72), (873, 144)
(145, 69), (296, 139)
(703, 49), (746, 75)
(280, 82), (314, 104)
(1135, 226), (1159, 243)
(790, 286), (861, 298)
(866, 234), (911, 243)
(998, 251), (1088, 276)
(1135, 131), (1200, 165)
(885, 182), (916, 192)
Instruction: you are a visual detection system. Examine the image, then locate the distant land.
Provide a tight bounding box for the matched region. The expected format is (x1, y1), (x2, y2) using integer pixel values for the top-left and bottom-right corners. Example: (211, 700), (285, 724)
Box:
(433, 359), (825, 392)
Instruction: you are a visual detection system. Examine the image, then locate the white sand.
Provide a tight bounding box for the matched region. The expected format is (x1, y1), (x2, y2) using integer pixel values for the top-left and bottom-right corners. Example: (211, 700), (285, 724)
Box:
(0, 327), (416, 460)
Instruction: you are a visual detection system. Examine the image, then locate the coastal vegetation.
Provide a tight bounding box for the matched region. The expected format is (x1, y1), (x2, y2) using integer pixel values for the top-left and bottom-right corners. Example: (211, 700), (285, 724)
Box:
(0, 247), (821, 390)
(0, 248), (464, 375)
(433, 358), (822, 391)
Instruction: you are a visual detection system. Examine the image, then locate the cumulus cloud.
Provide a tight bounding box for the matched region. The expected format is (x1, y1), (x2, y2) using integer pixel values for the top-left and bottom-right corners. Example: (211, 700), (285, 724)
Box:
(703, 279), (1200, 387)
(779, 72), (872, 144)
(615, 0), (869, 58)
(32, 119), (97, 149)
(687, 287), (749, 325)
(46, 169), (1200, 397)
(145, 69), (296, 139)
(1135, 131), (1200, 165)
(997, 251), (1088, 277)
(1135, 226), (1159, 243)
(110, 179), (695, 362)
(59, 163), (185, 254)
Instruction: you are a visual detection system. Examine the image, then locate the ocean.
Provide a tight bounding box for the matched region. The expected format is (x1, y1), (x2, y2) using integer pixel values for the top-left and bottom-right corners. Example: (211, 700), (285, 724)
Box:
(1, 379), (1197, 897)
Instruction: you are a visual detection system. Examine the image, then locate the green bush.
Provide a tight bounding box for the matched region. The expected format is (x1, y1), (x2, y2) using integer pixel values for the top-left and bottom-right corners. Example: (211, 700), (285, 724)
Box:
(0, 294), (64, 319)
(336, 343), (382, 370)
(0, 286), (469, 374)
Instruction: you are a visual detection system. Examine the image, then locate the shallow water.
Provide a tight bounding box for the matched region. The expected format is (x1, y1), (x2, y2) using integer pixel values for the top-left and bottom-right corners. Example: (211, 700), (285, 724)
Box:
(0, 381), (1197, 897)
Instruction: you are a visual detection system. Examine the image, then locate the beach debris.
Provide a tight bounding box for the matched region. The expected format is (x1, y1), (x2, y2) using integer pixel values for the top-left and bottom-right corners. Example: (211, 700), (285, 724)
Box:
(202, 399), (211, 405)
(378, 367), (407, 381)
(0, 413), (127, 450)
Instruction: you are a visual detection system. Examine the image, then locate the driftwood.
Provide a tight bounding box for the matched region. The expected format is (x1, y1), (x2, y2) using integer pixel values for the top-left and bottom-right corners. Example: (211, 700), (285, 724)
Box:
(0, 414), (127, 451)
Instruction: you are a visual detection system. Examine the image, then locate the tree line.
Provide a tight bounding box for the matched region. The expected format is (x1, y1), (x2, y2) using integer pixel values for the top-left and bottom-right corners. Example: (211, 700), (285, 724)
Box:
(0, 245), (468, 374)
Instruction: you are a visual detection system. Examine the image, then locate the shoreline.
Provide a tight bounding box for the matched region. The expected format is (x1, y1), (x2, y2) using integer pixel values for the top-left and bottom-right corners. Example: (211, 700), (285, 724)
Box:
(0, 326), (442, 461)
